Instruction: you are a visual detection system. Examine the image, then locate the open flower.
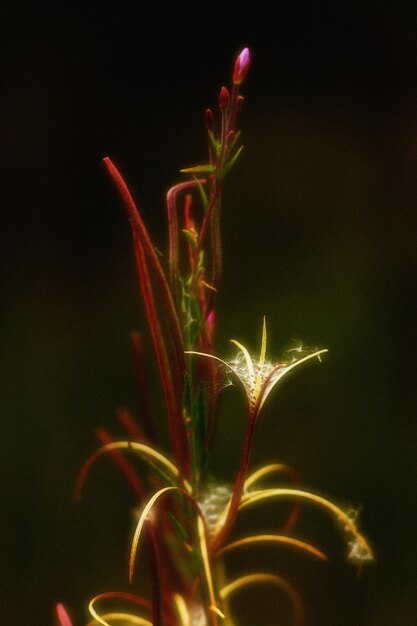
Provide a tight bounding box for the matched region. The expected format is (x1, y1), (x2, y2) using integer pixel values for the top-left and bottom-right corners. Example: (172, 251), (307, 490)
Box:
(186, 317), (328, 419)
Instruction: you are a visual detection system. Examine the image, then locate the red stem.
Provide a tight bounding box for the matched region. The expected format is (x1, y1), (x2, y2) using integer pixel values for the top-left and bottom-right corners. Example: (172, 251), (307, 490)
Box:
(197, 184), (221, 253)
(183, 194), (196, 273)
(146, 520), (165, 626)
(166, 179), (205, 299)
(116, 405), (148, 442)
(213, 409), (257, 550)
(132, 232), (190, 476)
(226, 84), (239, 137)
(95, 427), (145, 500)
(210, 195), (222, 292)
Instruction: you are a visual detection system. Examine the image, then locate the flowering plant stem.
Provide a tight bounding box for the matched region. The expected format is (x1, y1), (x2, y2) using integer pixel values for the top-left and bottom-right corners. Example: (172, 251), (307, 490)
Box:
(57, 48), (373, 626)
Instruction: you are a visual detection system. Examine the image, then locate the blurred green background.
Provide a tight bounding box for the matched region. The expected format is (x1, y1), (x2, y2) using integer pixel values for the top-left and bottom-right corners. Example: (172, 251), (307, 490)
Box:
(2, 6), (417, 625)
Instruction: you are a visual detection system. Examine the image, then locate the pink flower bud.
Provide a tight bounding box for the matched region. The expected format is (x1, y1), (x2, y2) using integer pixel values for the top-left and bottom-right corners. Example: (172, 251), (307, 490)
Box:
(233, 47), (250, 85)
(205, 108), (214, 131)
(219, 86), (230, 110)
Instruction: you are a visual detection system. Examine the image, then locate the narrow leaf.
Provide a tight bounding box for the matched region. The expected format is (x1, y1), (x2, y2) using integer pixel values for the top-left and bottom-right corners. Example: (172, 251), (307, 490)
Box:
(132, 232), (189, 475)
(74, 440), (188, 502)
(216, 534), (327, 561)
(182, 229), (198, 251)
(220, 573), (304, 626)
(221, 145), (244, 179)
(227, 130), (241, 153)
(180, 164), (216, 174)
(192, 175), (208, 211)
(208, 130), (221, 158)
(168, 512), (189, 542)
(95, 428), (145, 500)
(103, 157), (185, 379)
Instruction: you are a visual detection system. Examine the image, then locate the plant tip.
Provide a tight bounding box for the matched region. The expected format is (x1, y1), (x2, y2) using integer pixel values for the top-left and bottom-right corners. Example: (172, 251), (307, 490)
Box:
(205, 108), (214, 131)
(233, 47), (251, 85)
(219, 86), (230, 110)
(56, 603), (73, 626)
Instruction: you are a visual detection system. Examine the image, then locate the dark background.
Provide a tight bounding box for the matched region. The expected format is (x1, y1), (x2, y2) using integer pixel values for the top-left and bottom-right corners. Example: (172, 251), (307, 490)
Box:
(2, 6), (417, 625)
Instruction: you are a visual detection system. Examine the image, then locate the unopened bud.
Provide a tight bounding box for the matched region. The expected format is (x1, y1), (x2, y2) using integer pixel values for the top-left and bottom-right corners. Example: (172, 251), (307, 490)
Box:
(219, 86), (230, 110)
(233, 47), (250, 85)
(205, 108), (214, 131)
(236, 95), (245, 115)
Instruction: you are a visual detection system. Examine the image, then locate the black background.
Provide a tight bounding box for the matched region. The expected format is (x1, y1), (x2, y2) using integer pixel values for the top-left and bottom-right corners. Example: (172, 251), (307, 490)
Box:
(2, 5), (417, 625)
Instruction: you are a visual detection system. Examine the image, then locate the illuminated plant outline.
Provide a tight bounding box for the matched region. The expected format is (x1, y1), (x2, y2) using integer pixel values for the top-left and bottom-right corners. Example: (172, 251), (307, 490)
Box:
(57, 48), (373, 626)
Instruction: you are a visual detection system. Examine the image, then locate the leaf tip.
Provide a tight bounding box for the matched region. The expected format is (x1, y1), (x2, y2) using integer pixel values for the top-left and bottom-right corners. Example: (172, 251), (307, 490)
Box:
(56, 603), (73, 626)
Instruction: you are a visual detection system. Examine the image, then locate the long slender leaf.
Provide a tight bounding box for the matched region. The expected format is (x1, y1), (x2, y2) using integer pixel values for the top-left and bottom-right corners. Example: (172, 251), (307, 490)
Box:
(95, 427), (145, 500)
(133, 233), (189, 474)
(103, 157), (185, 377)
